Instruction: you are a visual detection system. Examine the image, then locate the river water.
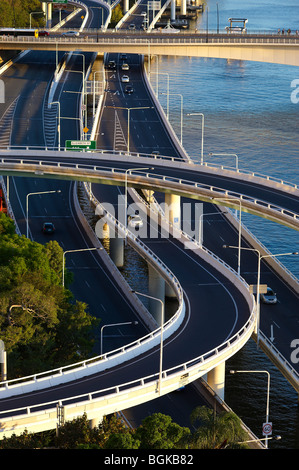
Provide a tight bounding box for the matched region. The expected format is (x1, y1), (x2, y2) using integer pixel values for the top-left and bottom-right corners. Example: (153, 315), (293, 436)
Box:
(150, 0), (299, 449)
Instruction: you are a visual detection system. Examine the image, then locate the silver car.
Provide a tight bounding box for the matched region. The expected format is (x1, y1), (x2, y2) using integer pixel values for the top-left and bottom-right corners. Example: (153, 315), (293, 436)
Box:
(260, 287), (277, 304)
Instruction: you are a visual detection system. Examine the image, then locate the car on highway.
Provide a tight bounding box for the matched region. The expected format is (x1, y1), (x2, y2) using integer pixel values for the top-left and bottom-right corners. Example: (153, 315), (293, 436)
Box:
(260, 287), (277, 304)
(121, 75), (129, 83)
(39, 30), (49, 37)
(42, 222), (55, 234)
(125, 84), (134, 94)
(128, 215), (143, 228)
(107, 60), (116, 69)
(61, 30), (79, 37)
(121, 63), (129, 70)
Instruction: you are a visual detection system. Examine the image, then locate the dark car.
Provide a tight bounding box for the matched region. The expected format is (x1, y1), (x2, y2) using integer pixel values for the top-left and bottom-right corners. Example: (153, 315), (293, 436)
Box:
(125, 84), (134, 94)
(42, 222), (55, 234)
(39, 30), (49, 37)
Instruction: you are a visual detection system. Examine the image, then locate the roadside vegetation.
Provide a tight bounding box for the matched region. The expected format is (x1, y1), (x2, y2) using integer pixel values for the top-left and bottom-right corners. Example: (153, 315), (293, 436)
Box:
(0, 213), (99, 378)
(0, 408), (250, 449)
(0, 0), (45, 28)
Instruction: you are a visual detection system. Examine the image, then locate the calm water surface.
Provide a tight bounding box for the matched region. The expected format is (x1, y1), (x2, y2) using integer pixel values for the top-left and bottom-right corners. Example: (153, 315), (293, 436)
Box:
(151, 0), (299, 448)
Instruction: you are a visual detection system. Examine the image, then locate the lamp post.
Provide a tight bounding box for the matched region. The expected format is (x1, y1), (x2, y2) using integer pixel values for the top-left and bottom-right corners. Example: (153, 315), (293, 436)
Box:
(107, 106), (153, 153)
(64, 69), (86, 132)
(199, 210), (226, 247)
(133, 290), (164, 395)
(26, 190), (61, 239)
(223, 246), (298, 345)
(62, 247), (103, 287)
(208, 152), (239, 171)
(100, 321), (138, 356)
(214, 197), (242, 276)
(162, 93), (183, 144)
(152, 73), (170, 118)
(30, 11), (44, 29)
(230, 369), (271, 448)
(187, 113), (204, 164)
(124, 167), (154, 244)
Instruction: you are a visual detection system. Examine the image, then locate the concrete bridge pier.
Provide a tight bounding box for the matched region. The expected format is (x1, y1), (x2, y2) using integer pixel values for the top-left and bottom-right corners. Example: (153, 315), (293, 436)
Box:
(110, 236), (124, 268)
(171, 0), (176, 21)
(148, 264), (165, 325)
(46, 2), (52, 28)
(181, 0), (187, 16)
(164, 193), (181, 229)
(123, 0), (129, 14)
(207, 362), (225, 401)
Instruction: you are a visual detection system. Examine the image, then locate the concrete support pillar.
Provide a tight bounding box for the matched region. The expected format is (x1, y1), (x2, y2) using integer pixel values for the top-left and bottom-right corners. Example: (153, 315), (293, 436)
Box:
(207, 362), (225, 401)
(180, 0), (187, 16)
(89, 417), (99, 429)
(171, 0), (176, 21)
(110, 236), (124, 268)
(123, 0), (129, 14)
(46, 2), (52, 28)
(164, 193), (181, 228)
(148, 264), (165, 325)
(41, 2), (47, 15)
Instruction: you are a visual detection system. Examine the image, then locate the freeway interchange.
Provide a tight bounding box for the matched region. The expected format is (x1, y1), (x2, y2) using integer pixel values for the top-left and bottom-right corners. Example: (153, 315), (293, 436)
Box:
(0, 0), (298, 435)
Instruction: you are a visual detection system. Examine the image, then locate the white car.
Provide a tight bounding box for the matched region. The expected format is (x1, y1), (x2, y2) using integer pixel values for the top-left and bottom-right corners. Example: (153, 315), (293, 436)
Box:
(121, 75), (129, 83)
(260, 287), (278, 304)
(62, 30), (79, 37)
(128, 215), (143, 228)
(121, 63), (129, 71)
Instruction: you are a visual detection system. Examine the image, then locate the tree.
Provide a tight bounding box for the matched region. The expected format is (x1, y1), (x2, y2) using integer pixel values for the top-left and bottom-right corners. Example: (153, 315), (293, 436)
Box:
(189, 405), (249, 449)
(0, 213), (98, 377)
(134, 413), (190, 449)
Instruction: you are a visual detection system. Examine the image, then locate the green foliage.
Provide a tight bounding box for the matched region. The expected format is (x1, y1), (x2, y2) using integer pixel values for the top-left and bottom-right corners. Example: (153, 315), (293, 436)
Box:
(0, 213), (98, 378)
(134, 413), (190, 449)
(0, 406), (251, 449)
(109, 4), (123, 28)
(189, 405), (249, 449)
(0, 0), (45, 28)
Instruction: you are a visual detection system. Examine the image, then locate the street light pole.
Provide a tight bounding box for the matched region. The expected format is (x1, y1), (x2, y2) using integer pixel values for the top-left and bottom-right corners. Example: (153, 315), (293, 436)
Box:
(208, 152), (239, 171)
(214, 197), (242, 276)
(230, 369), (271, 448)
(223, 246), (298, 345)
(124, 167), (153, 244)
(187, 113), (204, 164)
(133, 290), (164, 395)
(62, 247), (103, 287)
(26, 190), (61, 239)
(100, 321), (138, 357)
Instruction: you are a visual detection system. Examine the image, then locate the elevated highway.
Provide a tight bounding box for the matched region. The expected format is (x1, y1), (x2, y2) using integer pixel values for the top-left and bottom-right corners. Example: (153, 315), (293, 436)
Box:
(0, 1), (298, 440)
(0, 150), (299, 232)
(1, 32), (299, 66)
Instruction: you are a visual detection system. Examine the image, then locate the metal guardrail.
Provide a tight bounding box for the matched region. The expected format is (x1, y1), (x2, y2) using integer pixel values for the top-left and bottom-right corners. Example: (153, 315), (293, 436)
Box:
(0, 155), (298, 228)
(1, 32), (299, 45)
(0, 145), (298, 190)
(0, 291), (255, 421)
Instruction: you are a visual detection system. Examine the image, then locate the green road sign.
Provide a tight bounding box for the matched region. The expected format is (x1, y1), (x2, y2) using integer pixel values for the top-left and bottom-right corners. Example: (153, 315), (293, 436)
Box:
(52, 0), (68, 4)
(66, 140), (96, 150)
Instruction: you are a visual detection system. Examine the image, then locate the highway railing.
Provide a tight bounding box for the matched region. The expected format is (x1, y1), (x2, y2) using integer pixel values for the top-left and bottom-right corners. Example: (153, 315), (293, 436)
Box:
(1, 32), (299, 45)
(0, 145), (298, 191)
(0, 278), (255, 428)
(0, 154), (298, 231)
